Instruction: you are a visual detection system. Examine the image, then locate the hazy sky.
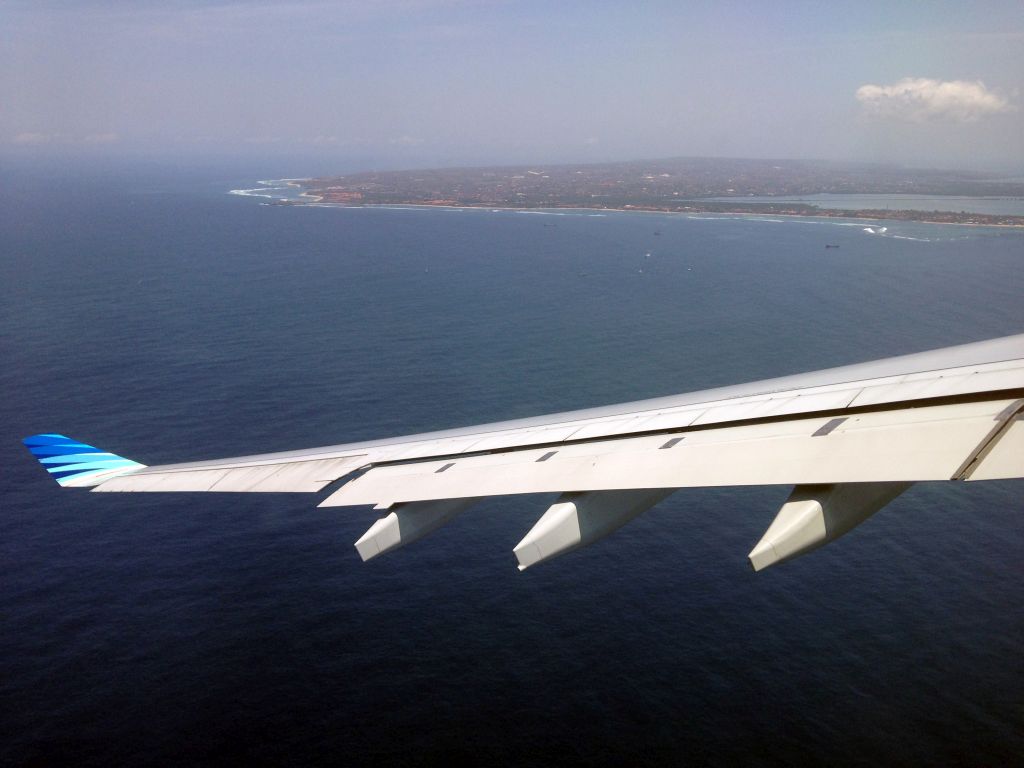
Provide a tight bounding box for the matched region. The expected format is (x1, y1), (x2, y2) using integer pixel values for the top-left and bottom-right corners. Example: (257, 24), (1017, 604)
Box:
(3, 1), (1023, 171)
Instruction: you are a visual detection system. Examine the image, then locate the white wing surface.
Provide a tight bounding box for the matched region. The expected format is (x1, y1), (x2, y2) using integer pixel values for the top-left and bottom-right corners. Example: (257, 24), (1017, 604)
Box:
(26, 334), (1024, 571)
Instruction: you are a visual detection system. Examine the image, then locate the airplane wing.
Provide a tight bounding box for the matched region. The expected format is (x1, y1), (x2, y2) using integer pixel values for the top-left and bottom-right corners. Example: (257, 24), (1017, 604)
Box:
(24, 334), (1024, 571)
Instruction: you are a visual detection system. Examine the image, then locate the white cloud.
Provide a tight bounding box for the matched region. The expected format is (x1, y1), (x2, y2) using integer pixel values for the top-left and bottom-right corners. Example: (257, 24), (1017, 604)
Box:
(12, 131), (58, 144)
(389, 135), (424, 146)
(856, 77), (1013, 122)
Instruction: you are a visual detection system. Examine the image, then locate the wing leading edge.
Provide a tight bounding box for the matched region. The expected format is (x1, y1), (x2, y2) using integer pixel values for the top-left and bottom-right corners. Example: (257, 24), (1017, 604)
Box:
(25, 334), (1024, 571)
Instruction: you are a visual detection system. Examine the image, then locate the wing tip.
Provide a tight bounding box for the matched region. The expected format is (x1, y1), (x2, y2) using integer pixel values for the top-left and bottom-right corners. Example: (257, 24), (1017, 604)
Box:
(23, 433), (146, 488)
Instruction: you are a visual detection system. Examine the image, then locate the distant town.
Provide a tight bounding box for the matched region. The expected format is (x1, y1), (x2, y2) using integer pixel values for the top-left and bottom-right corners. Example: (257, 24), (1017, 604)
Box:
(293, 157), (1024, 226)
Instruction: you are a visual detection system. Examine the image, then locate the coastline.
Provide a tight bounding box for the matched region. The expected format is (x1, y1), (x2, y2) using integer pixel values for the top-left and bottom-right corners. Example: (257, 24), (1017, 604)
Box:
(273, 198), (1024, 229)
(277, 157), (1024, 227)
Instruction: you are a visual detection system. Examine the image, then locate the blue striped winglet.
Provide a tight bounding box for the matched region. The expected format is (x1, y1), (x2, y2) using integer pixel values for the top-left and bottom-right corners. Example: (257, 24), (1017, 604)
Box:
(23, 434), (146, 487)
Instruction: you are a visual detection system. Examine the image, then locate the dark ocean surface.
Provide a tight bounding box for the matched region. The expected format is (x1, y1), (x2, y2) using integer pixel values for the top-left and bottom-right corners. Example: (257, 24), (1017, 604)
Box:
(1, 161), (1022, 767)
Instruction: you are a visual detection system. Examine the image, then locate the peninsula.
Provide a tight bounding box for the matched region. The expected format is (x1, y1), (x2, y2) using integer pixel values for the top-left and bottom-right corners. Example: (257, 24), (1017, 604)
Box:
(294, 158), (1024, 226)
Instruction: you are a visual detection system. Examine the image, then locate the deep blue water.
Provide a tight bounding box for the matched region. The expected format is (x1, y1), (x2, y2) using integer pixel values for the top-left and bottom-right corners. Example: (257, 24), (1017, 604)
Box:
(1, 161), (1023, 767)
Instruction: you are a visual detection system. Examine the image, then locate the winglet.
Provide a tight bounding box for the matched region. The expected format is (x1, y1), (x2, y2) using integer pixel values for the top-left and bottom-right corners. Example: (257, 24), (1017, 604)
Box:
(22, 434), (146, 488)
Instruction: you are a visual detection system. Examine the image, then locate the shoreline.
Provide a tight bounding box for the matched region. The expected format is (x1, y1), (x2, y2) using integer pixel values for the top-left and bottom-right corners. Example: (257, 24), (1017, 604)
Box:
(276, 198), (1024, 229)
(278, 156), (1024, 227)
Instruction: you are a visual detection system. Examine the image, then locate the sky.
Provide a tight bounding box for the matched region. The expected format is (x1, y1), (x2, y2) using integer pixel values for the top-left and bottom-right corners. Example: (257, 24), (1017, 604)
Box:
(2, 0), (1023, 172)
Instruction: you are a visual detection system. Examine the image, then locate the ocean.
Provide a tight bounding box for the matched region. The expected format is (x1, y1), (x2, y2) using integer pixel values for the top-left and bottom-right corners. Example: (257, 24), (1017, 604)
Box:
(1, 160), (1022, 766)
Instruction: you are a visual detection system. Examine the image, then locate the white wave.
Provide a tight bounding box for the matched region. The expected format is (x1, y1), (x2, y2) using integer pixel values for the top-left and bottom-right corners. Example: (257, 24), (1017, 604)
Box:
(229, 188), (277, 198)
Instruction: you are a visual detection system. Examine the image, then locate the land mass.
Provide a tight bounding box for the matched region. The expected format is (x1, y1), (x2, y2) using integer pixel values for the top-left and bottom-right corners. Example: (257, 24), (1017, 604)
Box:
(295, 157), (1024, 226)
